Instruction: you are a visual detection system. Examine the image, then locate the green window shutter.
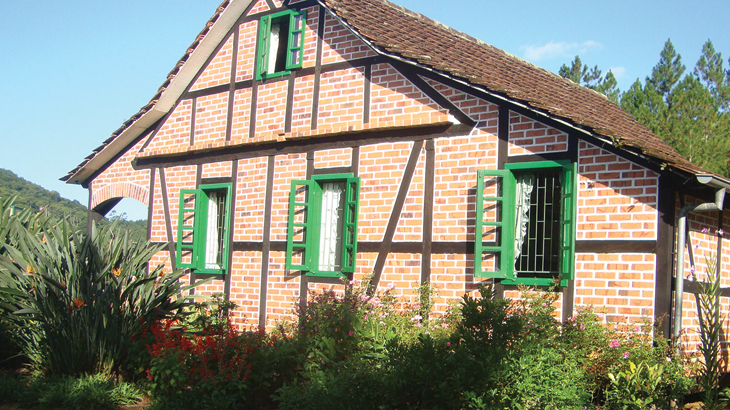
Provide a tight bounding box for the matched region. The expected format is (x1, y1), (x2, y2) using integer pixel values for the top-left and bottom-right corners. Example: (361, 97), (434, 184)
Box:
(559, 162), (577, 280)
(176, 189), (200, 269)
(286, 10), (306, 70)
(286, 180), (314, 272)
(474, 170), (515, 279)
(256, 15), (271, 80)
(341, 177), (360, 273)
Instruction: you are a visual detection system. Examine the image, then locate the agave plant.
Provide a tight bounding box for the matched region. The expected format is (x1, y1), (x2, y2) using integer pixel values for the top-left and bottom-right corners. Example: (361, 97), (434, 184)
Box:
(0, 200), (205, 376)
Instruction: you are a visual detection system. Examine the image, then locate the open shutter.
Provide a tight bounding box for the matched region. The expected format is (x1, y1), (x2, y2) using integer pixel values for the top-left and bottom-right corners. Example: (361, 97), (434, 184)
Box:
(286, 180), (314, 272)
(286, 10), (306, 70)
(341, 177), (360, 273)
(474, 170), (515, 279)
(559, 162), (577, 281)
(256, 15), (271, 79)
(176, 189), (200, 269)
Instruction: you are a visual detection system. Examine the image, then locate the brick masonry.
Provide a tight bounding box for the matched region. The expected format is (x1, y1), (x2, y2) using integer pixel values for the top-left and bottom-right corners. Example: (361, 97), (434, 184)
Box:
(86, 0), (730, 362)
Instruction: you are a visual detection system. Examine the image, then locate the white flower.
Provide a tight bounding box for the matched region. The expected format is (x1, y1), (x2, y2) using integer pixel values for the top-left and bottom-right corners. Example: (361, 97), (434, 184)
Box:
(411, 314), (422, 322)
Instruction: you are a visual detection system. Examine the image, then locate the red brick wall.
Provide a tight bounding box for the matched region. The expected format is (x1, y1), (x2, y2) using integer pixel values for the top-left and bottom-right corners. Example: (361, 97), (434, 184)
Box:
(88, 0), (708, 339)
(578, 142), (658, 240)
(509, 112), (568, 156)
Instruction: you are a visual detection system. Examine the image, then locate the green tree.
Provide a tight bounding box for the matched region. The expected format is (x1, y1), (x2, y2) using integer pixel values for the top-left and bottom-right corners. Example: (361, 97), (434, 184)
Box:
(648, 39), (686, 102)
(559, 55), (620, 102)
(665, 75), (730, 175)
(617, 39), (730, 177)
(695, 40), (730, 110)
(620, 79), (666, 135)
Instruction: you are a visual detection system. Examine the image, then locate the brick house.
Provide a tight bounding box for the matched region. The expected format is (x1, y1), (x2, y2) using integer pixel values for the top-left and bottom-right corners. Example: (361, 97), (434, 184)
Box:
(63, 0), (730, 349)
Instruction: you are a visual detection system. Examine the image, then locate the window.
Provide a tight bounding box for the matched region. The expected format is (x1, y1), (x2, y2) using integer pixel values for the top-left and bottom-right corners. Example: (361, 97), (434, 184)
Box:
(286, 174), (360, 277)
(256, 9), (306, 81)
(474, 160), (576, 286)
(176, 183), (232, 274)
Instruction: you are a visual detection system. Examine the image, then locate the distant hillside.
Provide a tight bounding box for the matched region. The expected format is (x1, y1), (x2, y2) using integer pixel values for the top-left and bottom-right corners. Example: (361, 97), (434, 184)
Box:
(0, 169), (147, 243)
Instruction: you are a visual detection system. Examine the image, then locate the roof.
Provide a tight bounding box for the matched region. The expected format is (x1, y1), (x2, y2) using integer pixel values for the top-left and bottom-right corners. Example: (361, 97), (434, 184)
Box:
(63, 0), (726, 187)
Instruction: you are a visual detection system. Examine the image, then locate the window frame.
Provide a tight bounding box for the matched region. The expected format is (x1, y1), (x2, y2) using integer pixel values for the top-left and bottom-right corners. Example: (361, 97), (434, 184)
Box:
(256, 9), (307, 81)
(175, 183), (232, 275)
(286, 173), (360, 278)
(474, 160), (576, 286)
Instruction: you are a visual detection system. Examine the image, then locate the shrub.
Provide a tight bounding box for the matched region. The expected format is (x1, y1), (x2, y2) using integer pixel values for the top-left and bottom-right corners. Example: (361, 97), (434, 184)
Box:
(0, 214), (204, 376)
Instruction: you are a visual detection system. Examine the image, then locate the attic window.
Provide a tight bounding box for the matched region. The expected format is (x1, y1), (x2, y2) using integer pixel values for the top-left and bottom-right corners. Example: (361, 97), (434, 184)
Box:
(256, 10), (306, 80)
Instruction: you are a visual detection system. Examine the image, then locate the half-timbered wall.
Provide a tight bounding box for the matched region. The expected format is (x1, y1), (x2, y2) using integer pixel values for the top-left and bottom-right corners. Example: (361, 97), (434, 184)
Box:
(85, 0), (730, 353)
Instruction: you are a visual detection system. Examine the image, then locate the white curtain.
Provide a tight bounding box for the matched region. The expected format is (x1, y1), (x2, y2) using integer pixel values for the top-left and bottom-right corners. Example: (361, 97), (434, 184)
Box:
(319, 182), (344, 271)
(514, 174), (534, 260)
(205, 192), (220, 269)
(268, 23), (280, 71)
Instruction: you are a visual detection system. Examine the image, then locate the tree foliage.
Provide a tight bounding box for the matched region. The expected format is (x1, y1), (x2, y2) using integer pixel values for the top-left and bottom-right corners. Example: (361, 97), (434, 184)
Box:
(562, 39), (730, 177)
(559, 55), (620, 102)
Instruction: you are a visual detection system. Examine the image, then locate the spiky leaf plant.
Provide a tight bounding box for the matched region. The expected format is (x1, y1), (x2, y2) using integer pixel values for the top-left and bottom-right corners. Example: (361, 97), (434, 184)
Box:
(0, 201), (205, 376)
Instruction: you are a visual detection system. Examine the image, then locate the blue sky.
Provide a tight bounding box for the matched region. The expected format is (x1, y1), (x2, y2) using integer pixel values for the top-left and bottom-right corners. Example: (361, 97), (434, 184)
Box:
(2, 0), (729, 221)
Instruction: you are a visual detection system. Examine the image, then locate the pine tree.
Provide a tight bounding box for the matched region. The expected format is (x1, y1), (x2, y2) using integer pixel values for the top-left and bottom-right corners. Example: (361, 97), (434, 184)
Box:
(620, 79), (666, 135)
(665, 75), (730, 175)
(695, 40), (730, 110)
(647, 39), (686, 102)
(559, 56), (620, 103)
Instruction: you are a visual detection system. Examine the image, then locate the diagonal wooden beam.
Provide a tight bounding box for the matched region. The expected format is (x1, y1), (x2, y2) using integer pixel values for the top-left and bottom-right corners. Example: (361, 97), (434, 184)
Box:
(368, 140), (424, 294)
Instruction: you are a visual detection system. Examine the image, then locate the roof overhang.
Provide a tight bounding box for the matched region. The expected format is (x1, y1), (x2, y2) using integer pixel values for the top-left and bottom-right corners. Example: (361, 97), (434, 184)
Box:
(64, 0), (253, 186)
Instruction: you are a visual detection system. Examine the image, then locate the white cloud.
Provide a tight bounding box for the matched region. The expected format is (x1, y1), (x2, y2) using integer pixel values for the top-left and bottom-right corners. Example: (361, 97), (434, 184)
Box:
(521, 40), (603, 62)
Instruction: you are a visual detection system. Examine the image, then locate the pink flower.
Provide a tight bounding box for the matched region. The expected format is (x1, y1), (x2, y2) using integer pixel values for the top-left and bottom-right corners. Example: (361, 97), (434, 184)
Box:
(386, 282), (395, 290)
(609, 339), (620, 348)
(349, 279), (356, 286)
(702, 227), (709, 234)
(411, 314), (422, 322)
(348, 331), (353, 336)
(718, 229), (725, 237)
(623, 352), (630, 359)
(446, 342), (451, 347)
(441, 323), (449, 328)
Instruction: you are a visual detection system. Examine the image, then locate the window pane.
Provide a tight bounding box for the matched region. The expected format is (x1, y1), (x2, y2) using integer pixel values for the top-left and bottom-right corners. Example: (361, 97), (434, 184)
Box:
(269, 18), (290, 73)
(319, 181), (345, 271)
(205, 190), (227, 270)
(514, 170), (561, 277)
(292, 14), (303, 30)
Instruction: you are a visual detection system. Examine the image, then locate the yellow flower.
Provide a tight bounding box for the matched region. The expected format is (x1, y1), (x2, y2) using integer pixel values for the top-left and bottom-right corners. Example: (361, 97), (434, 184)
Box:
(112, 268), (121, 277)
(26, 265), (35, 274)
(72, 298), (85, 309)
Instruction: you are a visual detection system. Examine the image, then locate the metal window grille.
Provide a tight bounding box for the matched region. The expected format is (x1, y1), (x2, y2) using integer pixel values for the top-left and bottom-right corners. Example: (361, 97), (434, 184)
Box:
(515, 170), (562, 277)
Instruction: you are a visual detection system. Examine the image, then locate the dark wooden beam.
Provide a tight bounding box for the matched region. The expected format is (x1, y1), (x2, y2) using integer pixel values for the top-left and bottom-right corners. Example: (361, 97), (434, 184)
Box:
(259, 156), (276, 328)
(225, 28), (239, 142)
(285, 73), (296, 133)
(158, 168), (177, 270)
(655, 174), (677, 339)
(363, 64), (371, 124)
(421, 139), (435, 285)
(575, 240), (657, 254)
(310, 5), (325, 130)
